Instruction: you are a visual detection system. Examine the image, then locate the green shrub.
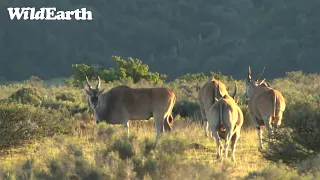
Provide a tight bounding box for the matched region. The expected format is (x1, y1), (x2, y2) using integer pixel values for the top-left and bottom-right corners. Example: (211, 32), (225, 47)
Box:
(67, 143), (84, 157)
(140, 137), (156, 156)
(157, 135), (188, 155)
(55, 91), (79, 103)
(179, 73), (208, 83)
(66, 55), (167, 87)
(111, 137), (136, 160)
(96, 122), (116, 141)
(24, 76), (44, 87)
(8, 87), (42, 106)
(177, 71), (233, 83)
(297, 154), (320, 178)
(0, 102), (73, 149)
(245, 164), (300, 180)
(41, 99), (88, 116)
(209, 71), (234, 82)
(112, 56), (167, 83)
(173, 99), (200, 119)
(155, 150), (181, 179)
(264, 100), (320, 166)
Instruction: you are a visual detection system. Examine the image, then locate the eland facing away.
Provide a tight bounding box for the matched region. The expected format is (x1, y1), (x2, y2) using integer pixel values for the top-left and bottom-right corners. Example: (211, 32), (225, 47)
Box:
(246, 66), (286, 151)
(199, 77), (229, 137)
(207, 83), (243, 162)
(85, 76), (176, 141)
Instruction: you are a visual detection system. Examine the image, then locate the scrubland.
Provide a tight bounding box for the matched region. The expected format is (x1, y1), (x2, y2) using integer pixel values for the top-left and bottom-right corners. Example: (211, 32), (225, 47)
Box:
(1, 71), (320, 179)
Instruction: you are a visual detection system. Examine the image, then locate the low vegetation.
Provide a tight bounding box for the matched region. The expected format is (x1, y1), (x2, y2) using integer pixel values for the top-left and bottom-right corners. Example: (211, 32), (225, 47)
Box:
(1, 60), (320, 179)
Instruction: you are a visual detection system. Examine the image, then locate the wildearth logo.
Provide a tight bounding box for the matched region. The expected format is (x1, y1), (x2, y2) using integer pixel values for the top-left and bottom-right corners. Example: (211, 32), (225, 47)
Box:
(7, 7), (93, 20)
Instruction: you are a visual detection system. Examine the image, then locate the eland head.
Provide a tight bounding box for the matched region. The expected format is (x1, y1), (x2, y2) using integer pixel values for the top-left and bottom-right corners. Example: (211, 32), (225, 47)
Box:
(85, 76), (105, 109)
(245, 66), (267, 99)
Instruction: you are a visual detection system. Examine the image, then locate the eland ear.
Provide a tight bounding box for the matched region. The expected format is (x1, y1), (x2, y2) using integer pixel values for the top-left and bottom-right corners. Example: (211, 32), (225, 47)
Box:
(85, 89), (91, 95)
(266, 82), (271, 87)
(259, 78), (266, 85)
(195, 86), (201, 91)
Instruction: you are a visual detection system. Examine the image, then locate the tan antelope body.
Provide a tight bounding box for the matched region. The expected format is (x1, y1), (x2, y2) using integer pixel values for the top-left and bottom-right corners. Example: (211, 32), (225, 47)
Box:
(246, 67), (286, 151)
(199, 77), (229, 137)
(85, 77), (176, 141)
(207, 83), (243, 162)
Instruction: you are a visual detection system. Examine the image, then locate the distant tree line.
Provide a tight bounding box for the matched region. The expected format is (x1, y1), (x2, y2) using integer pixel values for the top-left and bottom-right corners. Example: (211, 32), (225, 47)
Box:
(1, 0), (319, 81)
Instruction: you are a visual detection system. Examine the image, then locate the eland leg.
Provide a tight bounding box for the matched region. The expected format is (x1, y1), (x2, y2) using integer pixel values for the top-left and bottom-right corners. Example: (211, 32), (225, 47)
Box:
(117, 107), (130, 137)
(122, 121), (130, 137)
(224, 127), (233, 159)
(154, 114), (164, 144)
(199, 102), (208, 137)
(212, 129), (223, 160)
(256, 127), (263, 151)
(276, 112), (283, 129)
(203, 120), (209, 137)
(249, 114), (264, 151)
(231, 129), (240, 162)
(256, 126), (263, 151)
(263, 116), (274, 141)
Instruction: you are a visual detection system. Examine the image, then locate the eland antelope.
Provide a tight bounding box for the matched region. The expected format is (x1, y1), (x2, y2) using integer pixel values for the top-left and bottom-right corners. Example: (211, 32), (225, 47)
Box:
(246, 66), (286, 151)
(199, 77), (229, 137)
(85, 76), (176, 141)
(207, 83), (243, 162)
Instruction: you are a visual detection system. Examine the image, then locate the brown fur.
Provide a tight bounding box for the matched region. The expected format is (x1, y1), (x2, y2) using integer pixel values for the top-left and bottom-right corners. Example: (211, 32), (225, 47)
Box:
(207, 84), (243, 162)
(198, 77), (229, 137)
(246, 67), (286, 151)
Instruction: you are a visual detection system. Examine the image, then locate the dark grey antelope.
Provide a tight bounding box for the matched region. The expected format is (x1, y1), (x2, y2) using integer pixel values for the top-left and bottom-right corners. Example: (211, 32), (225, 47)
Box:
(85, 76), (176, 142)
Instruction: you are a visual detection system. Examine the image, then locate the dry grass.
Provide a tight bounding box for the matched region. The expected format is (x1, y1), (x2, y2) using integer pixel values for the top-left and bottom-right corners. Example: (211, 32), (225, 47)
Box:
(0, 118), (273, 179)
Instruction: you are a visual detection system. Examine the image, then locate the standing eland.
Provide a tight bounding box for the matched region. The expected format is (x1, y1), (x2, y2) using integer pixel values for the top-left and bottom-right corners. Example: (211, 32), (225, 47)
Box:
(85, 76), (176, 142)
(246, 66), (286, 151)
(199, 77), (229, 137)
(207, 83), (243, 162)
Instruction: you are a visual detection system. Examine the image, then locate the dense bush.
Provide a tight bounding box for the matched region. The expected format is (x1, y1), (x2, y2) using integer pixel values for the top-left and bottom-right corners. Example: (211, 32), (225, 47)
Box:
(179, 73), (208, 83)
(0, 102), (73, 149)
(65, 55), (167, 87)
(245, 164), (300, 180)
(55, 91), (80, 103)
(257, 72), (320, 166)
(245, 155), (320, 179)
(8, 87), (43, 106)
(263, 100), (320, 166)
(41, 99), (88, 116)
(172, 99), (200, 119)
